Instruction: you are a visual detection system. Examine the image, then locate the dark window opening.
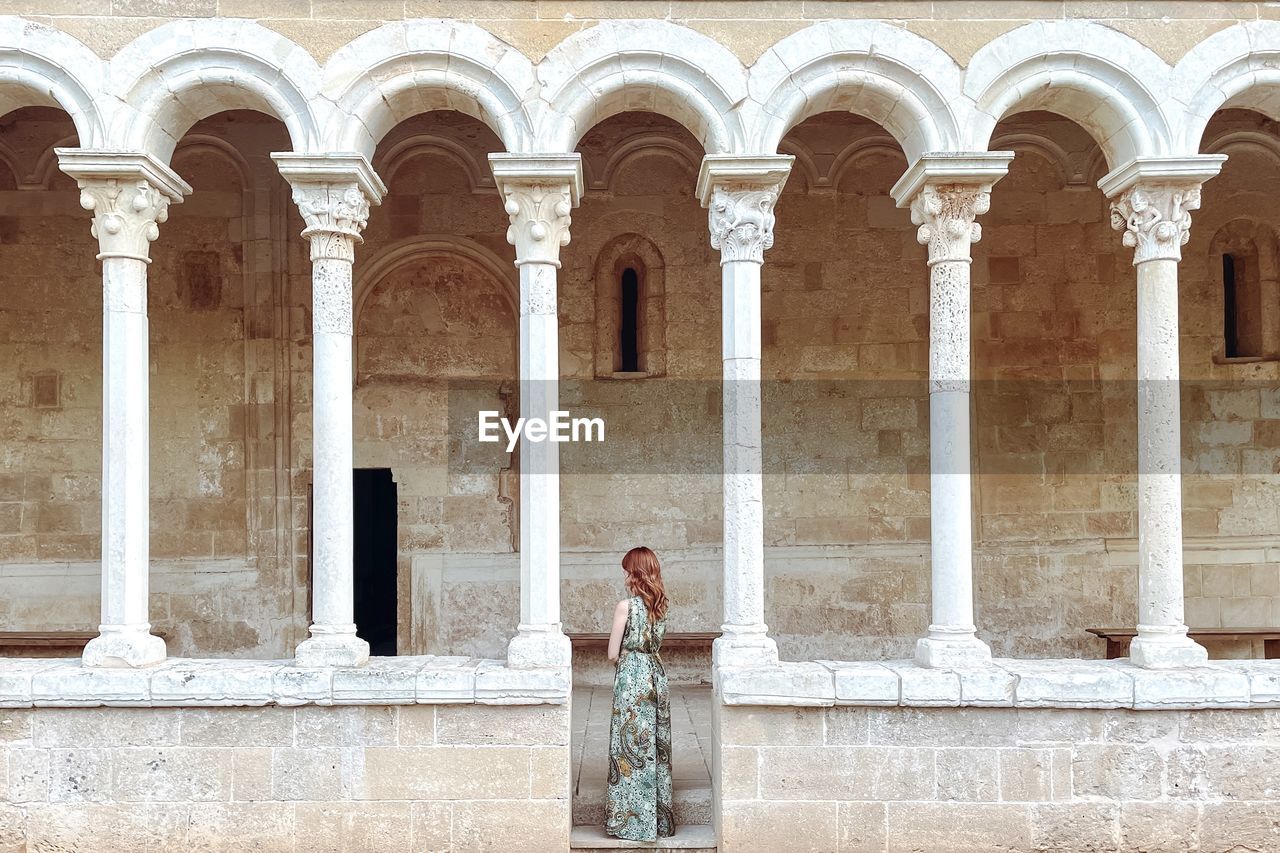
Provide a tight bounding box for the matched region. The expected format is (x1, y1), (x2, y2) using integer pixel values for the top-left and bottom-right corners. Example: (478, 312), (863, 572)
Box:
(621, 267), (640, 372)
(1224, 253), (1240, 358)
(353, 468), (398, 656)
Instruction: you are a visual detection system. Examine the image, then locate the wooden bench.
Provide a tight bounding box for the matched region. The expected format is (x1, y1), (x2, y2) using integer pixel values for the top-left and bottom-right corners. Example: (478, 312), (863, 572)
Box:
(0, 631), (99, 658)
(566, 631), (719, 653)
(1087, 627), (1280, 660)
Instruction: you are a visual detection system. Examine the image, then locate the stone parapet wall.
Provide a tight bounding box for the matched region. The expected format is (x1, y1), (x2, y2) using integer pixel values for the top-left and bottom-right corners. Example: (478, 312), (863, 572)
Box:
(718, 658), (1280, 709)
(716, 701), (1280, 852)
(0, 656), (570, 707)
(0, 701), (570, 852)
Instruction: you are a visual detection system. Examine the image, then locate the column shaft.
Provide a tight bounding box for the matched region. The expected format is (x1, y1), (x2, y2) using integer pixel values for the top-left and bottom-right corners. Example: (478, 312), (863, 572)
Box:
(1131, 256), (1205, 666)
(87, 256), (167, 667)
(927, 256), (978, 643)
(308, 257), (359, 640)
(518, 260), (562, 630)
(720, 259), (768, 640)
(294, 243), (368, 667)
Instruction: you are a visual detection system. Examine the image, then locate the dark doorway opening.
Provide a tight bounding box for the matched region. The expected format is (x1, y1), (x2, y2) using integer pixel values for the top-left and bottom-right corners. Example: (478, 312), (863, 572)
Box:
(353, 468), (398, 656)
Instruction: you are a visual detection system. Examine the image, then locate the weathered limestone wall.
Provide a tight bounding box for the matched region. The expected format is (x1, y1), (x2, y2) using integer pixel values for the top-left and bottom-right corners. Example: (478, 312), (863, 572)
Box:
(0, 703), (570, 852)
(0, 110), (102, 593)
(2, 0), (1274, 69)
(717, 703), (1280, 853)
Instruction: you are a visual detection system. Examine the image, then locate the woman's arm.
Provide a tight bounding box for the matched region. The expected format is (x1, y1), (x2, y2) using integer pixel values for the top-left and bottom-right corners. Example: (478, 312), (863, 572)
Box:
(606, 599), (629, 663)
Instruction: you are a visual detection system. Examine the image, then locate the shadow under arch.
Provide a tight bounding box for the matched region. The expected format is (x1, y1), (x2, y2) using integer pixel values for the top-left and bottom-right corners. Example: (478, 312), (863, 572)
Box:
(353, 235), (520, 355)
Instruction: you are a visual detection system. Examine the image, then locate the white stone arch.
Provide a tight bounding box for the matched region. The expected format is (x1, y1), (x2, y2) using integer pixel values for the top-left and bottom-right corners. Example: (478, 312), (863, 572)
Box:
(1173, 22), (1280, 154)
(537, 21), (747, 154)
(0, 18), (106, 146)
(325, 21), (537, 157)
(107, 19), (324, 162)
(746, 21), (963, 162)
(964, 21), (1173, 170)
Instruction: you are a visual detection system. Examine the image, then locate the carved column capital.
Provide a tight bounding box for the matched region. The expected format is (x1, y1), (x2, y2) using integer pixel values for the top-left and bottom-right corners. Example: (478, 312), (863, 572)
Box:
(289, 183), (375, 263)
(501, 182), (575, 266)
(697, 155), (793, 265)
(910, 183), (990, 265)
(489, 154), (583, 268)
(1109, 183), (1201, 264)
(273, 153), (386, 264)
(56, 150), (191, 263)
(1097, 155), (1226, 265)
(707, 186), (780, 264)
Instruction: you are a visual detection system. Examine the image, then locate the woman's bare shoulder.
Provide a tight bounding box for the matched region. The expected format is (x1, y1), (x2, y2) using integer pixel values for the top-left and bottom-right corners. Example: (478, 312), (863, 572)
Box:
(614, 599), (630, 615)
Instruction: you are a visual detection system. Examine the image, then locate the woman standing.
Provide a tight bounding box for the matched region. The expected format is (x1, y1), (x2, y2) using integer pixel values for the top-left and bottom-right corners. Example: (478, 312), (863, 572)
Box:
(604, 546), (674, 841)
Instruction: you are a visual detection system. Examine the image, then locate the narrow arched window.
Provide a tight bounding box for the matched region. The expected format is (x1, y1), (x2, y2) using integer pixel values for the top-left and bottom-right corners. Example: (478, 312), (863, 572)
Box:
(620, 267), (640, 372)
(1223, 253), (1240, 358)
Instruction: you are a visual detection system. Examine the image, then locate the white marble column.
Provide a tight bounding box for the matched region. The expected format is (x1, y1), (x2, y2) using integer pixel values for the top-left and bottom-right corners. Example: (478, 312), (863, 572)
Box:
(56, 150), (191, 668)
(274, 153), (386, 668)
(1102, 157), (1224, 669)
(893, 154), (1011, 669)
(697, 155), (792, 669)
(490, 154), (582, 669)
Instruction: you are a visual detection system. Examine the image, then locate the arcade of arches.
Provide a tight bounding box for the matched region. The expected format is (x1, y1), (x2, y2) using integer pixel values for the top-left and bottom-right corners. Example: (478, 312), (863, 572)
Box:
(2, 6), (1280, 852)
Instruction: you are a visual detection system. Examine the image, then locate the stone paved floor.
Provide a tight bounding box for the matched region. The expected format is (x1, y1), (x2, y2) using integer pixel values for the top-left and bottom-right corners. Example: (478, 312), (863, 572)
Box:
(572, 684), (712, 827)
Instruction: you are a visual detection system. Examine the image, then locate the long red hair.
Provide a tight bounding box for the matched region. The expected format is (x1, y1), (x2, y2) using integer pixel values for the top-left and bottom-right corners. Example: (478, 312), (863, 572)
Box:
(622, 546), (668, 622)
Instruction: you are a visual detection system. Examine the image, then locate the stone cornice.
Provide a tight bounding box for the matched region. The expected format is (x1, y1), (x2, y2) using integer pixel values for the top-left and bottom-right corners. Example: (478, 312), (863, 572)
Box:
(489, 153), (583, 267)
(890, 151), (1014, 208)
(695, 154), (793, 206)
(1096, 155), (1227, 200)
(271, 151), (387, 204)
(55, 149), (192, 263)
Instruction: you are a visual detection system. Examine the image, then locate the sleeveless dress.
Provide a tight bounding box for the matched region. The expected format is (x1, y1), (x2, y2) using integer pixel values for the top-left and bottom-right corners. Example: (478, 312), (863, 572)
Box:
(605, 595), (674, 841)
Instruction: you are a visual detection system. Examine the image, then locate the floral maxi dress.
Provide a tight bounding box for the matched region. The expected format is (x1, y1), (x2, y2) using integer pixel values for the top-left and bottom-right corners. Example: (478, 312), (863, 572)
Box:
(605, 595), (674, 841)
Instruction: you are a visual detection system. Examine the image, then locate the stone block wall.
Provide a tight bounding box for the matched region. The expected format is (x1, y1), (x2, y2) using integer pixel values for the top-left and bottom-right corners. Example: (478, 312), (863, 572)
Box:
(0, 703), (570, 852)
(716, 703), (1280, 853)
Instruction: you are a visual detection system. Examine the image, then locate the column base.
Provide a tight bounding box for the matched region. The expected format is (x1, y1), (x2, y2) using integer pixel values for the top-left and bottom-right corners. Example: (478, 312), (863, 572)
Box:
(1129, 629), (1209, 669)
(295, 628), (369, 668)
(713, 627), (779, 669)
(82, 626), (168, 668)
(507, 623), (572, 669)
(915, 634), (992, 669)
